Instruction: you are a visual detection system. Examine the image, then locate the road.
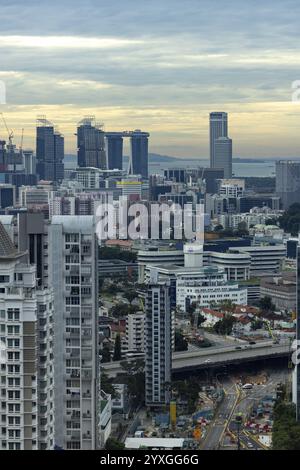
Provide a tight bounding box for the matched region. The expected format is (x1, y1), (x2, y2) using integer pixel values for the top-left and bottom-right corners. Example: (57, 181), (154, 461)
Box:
(103, 340), (291, 377)
(201, 379), (239, 450)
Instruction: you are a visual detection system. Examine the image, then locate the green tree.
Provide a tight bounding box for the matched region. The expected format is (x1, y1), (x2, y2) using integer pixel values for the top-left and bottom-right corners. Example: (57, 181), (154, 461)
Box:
(259, 296), (275, 312)
(273, 403), (300, 450)
(124, 290), (137, 305)
(214, 315), (236, 335)
(101, 344), (111, 363)
(105, 437), (125, 450)
(197, 313), (206, 328)
(175, 330), (188, 352)
(120, 359), (145, 405)
(113, 334), (122, 361)
(101, 371), (119, 399)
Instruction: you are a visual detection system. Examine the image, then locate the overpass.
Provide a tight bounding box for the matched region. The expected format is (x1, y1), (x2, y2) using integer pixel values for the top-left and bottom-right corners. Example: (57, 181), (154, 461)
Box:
(102, 341), (291, 377)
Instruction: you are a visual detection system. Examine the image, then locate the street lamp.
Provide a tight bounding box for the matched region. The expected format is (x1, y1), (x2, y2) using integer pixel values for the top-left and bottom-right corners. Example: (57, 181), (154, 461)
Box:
(235, 413), (243, 451)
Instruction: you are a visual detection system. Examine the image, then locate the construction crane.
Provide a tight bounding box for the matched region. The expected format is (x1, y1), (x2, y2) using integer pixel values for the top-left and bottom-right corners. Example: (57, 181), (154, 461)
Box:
(0, 112), (14, 146)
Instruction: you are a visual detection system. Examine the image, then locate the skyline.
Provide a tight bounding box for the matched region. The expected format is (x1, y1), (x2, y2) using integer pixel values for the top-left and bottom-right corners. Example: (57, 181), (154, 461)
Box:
(0, 0), (300, 157)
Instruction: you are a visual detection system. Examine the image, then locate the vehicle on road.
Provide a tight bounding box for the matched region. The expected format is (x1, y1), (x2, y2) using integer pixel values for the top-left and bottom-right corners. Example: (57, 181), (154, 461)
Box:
(235, 346), (242, 350)
(249, 341), (256, 345)
(242, 383), (254, 390)
(247, 442), (254, 448)
(203, 359), (211, 363)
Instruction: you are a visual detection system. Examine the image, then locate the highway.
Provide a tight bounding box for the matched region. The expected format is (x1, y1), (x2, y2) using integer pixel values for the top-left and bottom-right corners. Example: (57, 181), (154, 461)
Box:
(201, 380), (239, 450)
(102, 341), (291, 377)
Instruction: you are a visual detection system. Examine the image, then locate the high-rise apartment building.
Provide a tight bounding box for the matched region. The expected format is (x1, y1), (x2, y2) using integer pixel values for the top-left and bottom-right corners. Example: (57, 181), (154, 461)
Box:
(49, 216), (100, 449)
(0, 222), (54, 450)
(276, 161), (300, 210)
(145, 274), (172, 408)
(77, 118), (106, 169)
(210, 112), (232, 178)
(36, 117), (64, 183)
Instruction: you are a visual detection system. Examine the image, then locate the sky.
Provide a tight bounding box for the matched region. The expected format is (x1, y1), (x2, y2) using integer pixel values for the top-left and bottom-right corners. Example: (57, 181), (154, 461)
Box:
(0, 0), (299, 158)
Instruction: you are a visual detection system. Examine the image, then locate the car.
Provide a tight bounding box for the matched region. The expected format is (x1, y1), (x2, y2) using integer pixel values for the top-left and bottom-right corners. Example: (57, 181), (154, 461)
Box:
(203, 359), (211, 363)
(247, 442), (254, 448)
(249, 341), (256, 345)
(235, 346), (242, 350)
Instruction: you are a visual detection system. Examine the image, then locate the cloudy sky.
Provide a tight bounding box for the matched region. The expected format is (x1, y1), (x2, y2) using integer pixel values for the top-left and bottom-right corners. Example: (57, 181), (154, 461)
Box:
(0, 0), (299, 157)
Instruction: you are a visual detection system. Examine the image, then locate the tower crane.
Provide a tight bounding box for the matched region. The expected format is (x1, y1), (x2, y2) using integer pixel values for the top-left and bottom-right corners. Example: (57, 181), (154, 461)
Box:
(0, 112), (14, 146)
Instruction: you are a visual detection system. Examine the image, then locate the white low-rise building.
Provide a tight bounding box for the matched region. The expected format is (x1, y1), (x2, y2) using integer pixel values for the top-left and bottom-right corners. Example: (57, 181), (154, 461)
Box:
(176, 266), (247, 310)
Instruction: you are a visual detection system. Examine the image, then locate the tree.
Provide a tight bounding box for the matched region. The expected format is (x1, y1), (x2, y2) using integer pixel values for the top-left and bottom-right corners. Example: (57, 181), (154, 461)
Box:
(279, 203), (300, 236)
(113, 334), (122, 361)
(124, 290), (137, 305)
(109, 302), (139, 319)
(101, 371), (119, 399)
(120, 359), (145, 405)
(197, 313), (206, 328)
(273, 403), (300, 450)
(101, 344), (111, 363)
(214, 224), (224, 232)
(259, 296), (275, 312)
(175, 330), (188, 352)
(105, 437), (125, 450)
(214, 315), (236, 335)
(234, 221), (249, 237)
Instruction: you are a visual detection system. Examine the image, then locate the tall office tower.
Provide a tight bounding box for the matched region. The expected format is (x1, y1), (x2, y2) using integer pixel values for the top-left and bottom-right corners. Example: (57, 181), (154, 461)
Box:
(23, 149), (36, 175)
(145, 273), (172, 408)
(49, 216), (100, 450)
(128, 130), (149, 179)
(36, 117), (64, 183)
(0, 222), (55, 450)
(210, 112), (228, 163)
(77, 117), (106, 169)
(276, 161), (300, 210)
(0, 140), (6, 172)
(105, 133), (123, 170)
(214, 137), (232, 179)
(0, 184), (15, 209)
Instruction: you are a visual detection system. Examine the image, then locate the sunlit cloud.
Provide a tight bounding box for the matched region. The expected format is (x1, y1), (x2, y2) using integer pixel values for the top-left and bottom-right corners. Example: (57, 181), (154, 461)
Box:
(0, 35), (143, 49)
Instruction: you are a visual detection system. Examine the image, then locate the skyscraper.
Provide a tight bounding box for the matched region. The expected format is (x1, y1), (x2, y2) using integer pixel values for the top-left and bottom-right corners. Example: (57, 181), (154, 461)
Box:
(145, 272), (172, 408)
(77, 117), (106, 169)
(49, 216), (100, 449)
(105, 133), (123, 170)
(276, 161), (300, 210)
(214, 137), (232, 179)
(0, 222), (55, 450)
(36, 117), (64, 183)
(128, 130), (149, 179)
(210, 112), (232, 178)
(295, 246), (300, 421)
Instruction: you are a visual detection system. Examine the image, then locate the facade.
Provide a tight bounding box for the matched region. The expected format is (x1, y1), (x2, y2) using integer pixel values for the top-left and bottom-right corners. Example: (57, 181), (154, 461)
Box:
(49, 216), (100, 449)
(296, 246), (300, 420)
(213, 137), (232, 179)
(176, 266), (247, 310)
(209, 112), (228, 170)
(260, 274), (296, 311)
(138, 248), (184, 283)
(0, 223), (54, 450)
(276, 160), (300, 210)
(125, 312), (145, 353)
(105, 134), (123, 170)
(128, 130), (149, 179)
(77, 118), (106, 169)
(23, 150), (36, 175)
(36, 119), (64, 183)
(0, 184), (15, 209)
(145, 278), (172, 408)
(228, 245), (286, 277)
